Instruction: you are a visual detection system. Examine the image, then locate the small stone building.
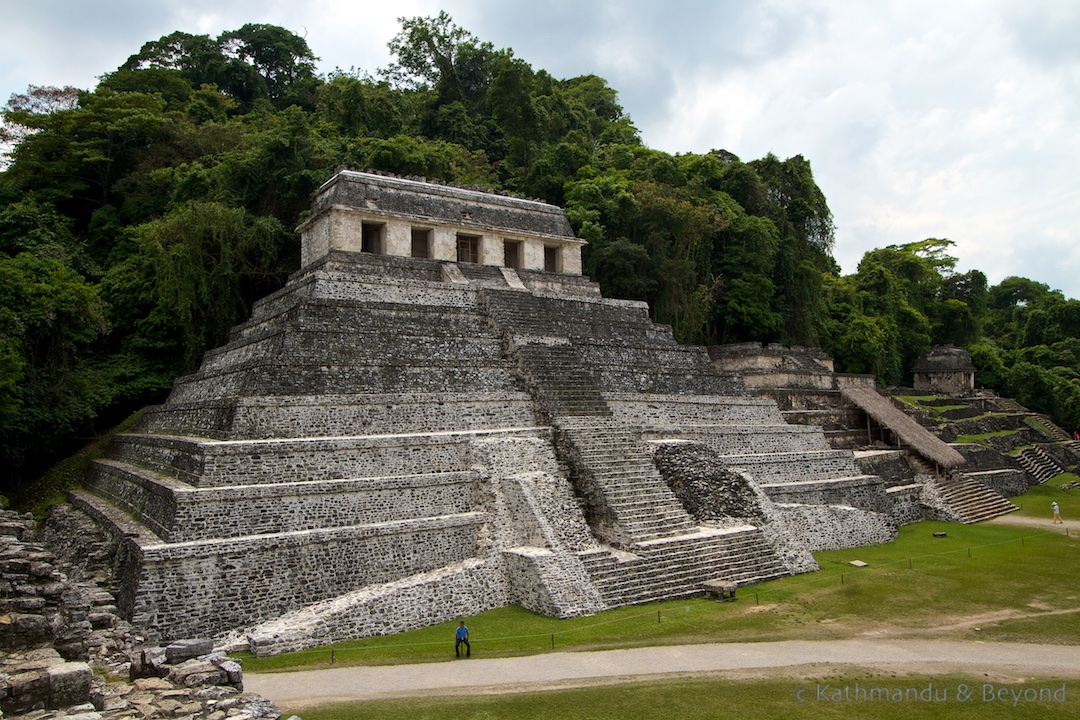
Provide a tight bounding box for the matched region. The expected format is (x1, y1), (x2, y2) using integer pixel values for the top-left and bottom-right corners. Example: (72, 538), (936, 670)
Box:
(913, 346), (976, 395)
(298, 170), (586, 274)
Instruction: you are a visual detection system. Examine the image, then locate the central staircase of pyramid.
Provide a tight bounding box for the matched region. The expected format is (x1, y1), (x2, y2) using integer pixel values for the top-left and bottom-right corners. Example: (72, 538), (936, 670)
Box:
(482, 288), (792, 604)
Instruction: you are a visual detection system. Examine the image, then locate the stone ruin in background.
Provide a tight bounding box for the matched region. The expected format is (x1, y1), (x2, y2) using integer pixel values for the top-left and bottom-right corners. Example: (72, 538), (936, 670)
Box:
(59, 170), (1031, 656)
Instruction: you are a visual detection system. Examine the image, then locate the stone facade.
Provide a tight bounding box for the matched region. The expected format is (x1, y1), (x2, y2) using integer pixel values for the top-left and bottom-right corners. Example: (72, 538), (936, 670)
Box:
(71, 170), (908, 655)
(913, 345), (976, 394)
(297, 171), (586, 274)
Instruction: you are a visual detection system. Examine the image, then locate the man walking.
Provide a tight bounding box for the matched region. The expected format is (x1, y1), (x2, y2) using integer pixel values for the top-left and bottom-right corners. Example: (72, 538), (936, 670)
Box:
(455, 620), (471, 658)
(1052, 501), (1063, 524)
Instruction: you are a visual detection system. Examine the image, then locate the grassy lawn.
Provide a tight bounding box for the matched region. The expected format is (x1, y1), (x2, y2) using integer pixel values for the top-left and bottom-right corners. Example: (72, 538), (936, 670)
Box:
(243, 486), (1080, 719)
(241, 519), (1080, 673)
(953, 429), (1021, 446)
(294, 673), (1079, 720)
(1011, 473), (1079, 521)
(892, 395), (971, 416)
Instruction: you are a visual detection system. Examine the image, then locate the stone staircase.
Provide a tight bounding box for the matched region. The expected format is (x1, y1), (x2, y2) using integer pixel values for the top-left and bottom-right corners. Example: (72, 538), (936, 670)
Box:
(481, 287), (663, 344)
(578, 526), (789, 606)
(907, 454), (938, 476)
(1015, 445), (1064, 484)
(516, 343), (611, 418)
(557, 420), (696, 546)
(932, 474), (1018, 523)
(479, 287), (793, 599)
(993, 397), (1029, 413)
(1028, 414), (1077, 448)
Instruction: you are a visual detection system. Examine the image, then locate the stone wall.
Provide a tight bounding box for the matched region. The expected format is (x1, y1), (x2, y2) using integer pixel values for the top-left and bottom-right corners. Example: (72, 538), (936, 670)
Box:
(106, 430), (519, 489)
(936, 414), (1028, 442)
(125, 516), (486, 641)
(652, 425), (829, 455)
(0, 509), (289, 720)
(966, 469), (1029, 498)
(605, 394), (785, 426)
(760, 476), (892, 514)
(775, 503), (897, 551)
(885, 484), (926, 525)
(244, 558), (508, 656)
(853, 450), (916, 488)
(88, 460), (480, 543)
(720, 451), (864, 485)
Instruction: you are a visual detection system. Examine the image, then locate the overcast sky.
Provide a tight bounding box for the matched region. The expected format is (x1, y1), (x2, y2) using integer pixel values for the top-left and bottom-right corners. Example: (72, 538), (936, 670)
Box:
(4, 0), (1079, 298)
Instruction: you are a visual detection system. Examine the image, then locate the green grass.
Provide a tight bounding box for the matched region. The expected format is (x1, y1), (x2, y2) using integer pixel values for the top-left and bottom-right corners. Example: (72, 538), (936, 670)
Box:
(245, 489), (1080, 719)
(292, 673), (1079, 720)
(892, 394), (960, 410)
(893, 394), (948, 405)
(1011, 473), (1080, 522)
(891, 394), (978, 423)
(239, 520), (1080, 673)
(953, 429), (1021, 446)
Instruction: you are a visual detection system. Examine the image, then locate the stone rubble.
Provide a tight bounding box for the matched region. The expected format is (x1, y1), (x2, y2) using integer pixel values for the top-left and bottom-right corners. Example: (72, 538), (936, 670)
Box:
(0, 509), (293, 720)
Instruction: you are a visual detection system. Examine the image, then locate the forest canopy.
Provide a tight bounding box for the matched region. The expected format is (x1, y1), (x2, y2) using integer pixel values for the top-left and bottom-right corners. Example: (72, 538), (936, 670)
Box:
(2, 14), (1078, 498)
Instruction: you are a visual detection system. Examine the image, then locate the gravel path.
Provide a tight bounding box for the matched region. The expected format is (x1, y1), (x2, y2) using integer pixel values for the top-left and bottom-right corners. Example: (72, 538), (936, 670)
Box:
(246, 639), (1080, 707)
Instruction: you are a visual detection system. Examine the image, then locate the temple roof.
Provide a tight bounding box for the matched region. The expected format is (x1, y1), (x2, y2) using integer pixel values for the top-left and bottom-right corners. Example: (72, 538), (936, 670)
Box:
(912, 345), (976, 373)
(842, 386), (966, 468)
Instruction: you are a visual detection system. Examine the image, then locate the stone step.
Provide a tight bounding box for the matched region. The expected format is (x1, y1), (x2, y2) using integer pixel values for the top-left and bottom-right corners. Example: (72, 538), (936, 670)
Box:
(578, 528), (789, 604)
(935, 476), (1018, 524)
(595, 552), (787, 587)
(87, 457), (485, 543)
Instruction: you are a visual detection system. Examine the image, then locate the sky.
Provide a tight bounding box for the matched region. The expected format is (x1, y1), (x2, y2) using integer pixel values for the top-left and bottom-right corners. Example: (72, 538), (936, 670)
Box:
(3, 0), (1079, 298)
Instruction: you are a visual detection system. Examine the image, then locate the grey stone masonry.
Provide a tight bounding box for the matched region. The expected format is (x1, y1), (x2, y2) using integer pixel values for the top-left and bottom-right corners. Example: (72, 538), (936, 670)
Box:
(73, 171), (911, 652)
(297, 171), (586, 273)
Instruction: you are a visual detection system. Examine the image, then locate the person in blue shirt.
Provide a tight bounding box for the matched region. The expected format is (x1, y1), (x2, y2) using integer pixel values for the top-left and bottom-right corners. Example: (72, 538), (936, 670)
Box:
(455, 620), (471, 658)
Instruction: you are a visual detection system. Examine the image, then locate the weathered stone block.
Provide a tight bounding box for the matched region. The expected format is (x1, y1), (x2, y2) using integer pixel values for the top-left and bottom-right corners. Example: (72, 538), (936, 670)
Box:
(164, 638), (213, 664)
(46, 661), (93, 708)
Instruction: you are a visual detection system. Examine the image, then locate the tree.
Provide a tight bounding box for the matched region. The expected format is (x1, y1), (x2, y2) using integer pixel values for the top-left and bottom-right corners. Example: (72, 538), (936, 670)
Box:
(115, 201), (292, 371)
(218, 24), (319, 109)
(385, 12), (496, 110)
(316, 71), (405, 137)
(0, 252), (108, 483)
(113, 25), (319, 112)
(1, 85), (80, 167)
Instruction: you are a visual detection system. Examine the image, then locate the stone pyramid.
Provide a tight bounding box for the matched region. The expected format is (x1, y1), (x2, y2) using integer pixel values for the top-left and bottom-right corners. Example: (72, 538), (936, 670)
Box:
(75, 171), (899, 654)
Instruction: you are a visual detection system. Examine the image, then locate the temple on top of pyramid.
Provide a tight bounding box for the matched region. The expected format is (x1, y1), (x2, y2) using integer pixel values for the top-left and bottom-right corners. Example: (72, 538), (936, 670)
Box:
(66, 169), (1020, 657)
(298, 170), (587, 275)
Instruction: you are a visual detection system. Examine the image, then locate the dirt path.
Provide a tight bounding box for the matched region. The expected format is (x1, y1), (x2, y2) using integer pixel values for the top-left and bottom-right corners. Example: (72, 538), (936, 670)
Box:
(987, 513), (1080, 533)
(246, 639), (1080, 707)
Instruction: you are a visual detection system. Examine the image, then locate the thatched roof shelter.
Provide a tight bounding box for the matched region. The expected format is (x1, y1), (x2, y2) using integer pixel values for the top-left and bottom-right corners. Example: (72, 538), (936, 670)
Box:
(841, 386), (966, 468)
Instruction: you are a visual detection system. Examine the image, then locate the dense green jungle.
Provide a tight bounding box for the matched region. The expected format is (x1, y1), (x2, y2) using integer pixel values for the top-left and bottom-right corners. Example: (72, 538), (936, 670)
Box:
(1, 14), (1078, 504)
